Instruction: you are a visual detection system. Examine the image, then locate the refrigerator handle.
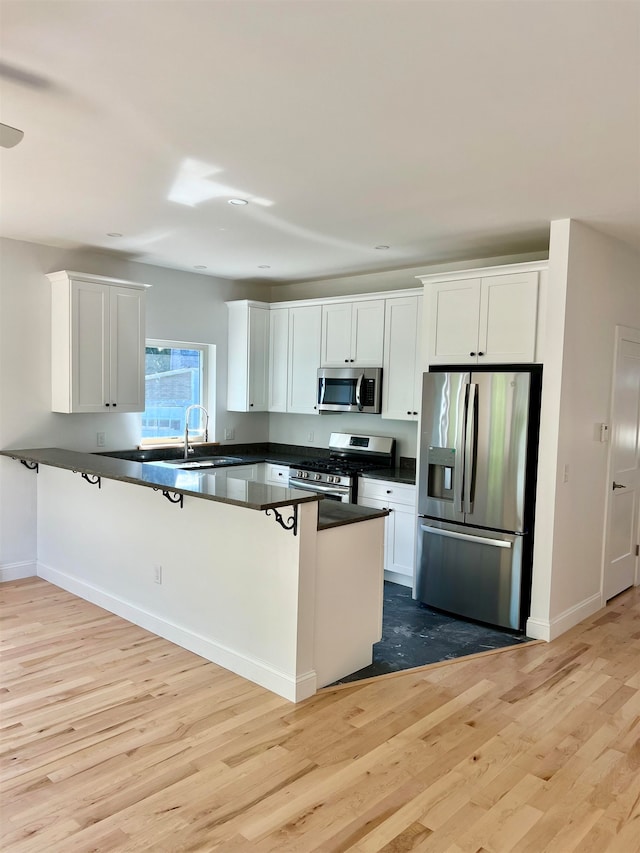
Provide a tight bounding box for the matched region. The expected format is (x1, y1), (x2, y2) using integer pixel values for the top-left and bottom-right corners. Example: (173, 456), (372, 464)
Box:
(455, 385), (467, 514)
(420, 524), (512, 549)
(463, 383), (477, 514)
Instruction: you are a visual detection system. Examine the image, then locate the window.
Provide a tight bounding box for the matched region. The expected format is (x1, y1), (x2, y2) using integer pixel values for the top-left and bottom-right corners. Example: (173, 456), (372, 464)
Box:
(141, 340), (213, 445)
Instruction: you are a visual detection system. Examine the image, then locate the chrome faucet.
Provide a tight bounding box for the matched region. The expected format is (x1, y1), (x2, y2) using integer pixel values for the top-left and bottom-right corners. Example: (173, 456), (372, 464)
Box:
(184, 405), (209, 459)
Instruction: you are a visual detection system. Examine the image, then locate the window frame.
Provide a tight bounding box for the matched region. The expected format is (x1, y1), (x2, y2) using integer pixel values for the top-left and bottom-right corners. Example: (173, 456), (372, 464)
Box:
(140, 339), (214, 448)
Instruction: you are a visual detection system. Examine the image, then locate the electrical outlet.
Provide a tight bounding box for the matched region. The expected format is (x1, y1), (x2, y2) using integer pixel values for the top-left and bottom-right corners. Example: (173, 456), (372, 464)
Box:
(96, 432), (105, 447)
(224, 427), (235, 441)
(308, 431), (314, 442)
(154, 565), (162, 584)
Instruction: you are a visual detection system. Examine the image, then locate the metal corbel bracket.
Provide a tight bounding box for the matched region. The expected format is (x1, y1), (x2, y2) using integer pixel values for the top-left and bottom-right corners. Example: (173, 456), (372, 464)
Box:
(154, 488), (184, 508)
(264, 505), (298, 536)
(20, 460), (39, 472)
(81, 473), (101, 488)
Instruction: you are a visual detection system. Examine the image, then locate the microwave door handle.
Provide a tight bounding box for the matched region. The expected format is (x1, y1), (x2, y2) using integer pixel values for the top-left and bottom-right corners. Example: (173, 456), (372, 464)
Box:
(319, 376), (326, 406)
(355, 373), (364, 410)
(463, 382), (477, 514)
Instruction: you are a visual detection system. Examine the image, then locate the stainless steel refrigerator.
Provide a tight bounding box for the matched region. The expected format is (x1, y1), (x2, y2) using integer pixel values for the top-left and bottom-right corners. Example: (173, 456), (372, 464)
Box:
(415, 369), (541, 630)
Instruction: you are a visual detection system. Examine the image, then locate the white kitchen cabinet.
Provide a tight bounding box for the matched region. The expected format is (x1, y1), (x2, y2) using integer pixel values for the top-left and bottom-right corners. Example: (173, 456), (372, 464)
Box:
(288, 304), (322, 415)
(420, 265), (543, 366)
(321, 299), (384, 367)
(268, 307), (289, 412)
(358, 478), (416, 587)
(48, 270), (148, 414)
(226, 301), (269, 412)
(382, 294), (423, 421)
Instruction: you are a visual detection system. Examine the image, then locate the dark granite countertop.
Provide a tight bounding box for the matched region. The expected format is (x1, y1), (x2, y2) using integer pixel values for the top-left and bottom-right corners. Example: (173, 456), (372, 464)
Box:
(316, 501), (389, 531)
(1, 447), (388, 530)
(360, 467), (416, 486)
(0, 447), (318, 512)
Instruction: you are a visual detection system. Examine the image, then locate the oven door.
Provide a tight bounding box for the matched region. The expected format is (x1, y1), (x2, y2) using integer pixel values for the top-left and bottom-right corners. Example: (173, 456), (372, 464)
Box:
(288, 478), (352, 503)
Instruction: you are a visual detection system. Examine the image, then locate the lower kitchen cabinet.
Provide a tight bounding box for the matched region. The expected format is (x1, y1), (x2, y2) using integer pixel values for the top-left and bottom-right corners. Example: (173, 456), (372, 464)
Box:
(358, 478), (416, 587)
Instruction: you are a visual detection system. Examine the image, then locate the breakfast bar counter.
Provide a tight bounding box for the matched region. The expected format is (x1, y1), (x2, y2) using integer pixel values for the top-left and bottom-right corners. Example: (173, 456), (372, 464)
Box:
(1, 447), (387, 702)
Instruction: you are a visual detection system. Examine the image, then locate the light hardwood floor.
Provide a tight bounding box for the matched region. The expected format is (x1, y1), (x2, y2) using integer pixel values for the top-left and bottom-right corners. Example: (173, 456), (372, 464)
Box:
(2, 578), (639, 852)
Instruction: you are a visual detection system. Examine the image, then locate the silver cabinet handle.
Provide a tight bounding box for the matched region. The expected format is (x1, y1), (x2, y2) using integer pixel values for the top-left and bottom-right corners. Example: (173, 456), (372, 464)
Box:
(420, 524), (512, 549)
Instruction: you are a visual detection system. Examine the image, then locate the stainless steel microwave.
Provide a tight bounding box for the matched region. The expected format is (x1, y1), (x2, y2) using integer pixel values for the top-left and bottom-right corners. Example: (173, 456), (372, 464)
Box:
(317, 367), (382, 413)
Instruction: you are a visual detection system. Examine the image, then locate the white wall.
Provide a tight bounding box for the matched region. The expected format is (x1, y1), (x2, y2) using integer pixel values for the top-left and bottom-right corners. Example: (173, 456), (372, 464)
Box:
(268, 412), (418, 460)
(0, 236), (267, 576)
(529, 220), (640, 639)
(269, 251), (548, 302)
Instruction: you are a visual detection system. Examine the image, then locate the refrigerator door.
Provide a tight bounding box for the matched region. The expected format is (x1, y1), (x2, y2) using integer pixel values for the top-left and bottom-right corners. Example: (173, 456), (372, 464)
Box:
(415, 518), (523, 630)
(464, 371), (531, 533)
(417, 371), (470, 523)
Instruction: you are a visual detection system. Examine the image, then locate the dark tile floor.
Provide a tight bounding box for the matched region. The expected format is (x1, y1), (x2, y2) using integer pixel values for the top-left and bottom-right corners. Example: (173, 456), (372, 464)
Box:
(332, 581), (531, 685)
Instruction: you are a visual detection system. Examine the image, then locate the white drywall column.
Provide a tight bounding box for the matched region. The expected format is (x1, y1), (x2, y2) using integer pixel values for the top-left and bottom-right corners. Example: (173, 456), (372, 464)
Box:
(527, 220), (570, 639)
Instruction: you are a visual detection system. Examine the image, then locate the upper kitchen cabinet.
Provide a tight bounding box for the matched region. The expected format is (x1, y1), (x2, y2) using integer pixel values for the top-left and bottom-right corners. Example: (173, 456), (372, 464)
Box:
(288, 304), (322, 414)
(268, 307), (289, 413)
(48, 270), (149, 414)
(320, 299), (385, 367)
(419, 262), (546, 366)
(226, 301), (269, 412)
(382, 294), (423, 421)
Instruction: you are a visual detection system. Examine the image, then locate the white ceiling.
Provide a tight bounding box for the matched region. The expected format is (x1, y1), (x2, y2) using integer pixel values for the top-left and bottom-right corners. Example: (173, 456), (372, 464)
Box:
(1, 0), (639, 284)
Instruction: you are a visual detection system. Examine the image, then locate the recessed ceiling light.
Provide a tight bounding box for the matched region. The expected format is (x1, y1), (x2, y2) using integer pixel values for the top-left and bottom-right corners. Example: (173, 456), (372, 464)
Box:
(228, 198), (248, 206)
(107, 232), (123, 238)
(194, 265), (207, 270)
(375, 245), (390, 250)
(257, 265), (271, 269)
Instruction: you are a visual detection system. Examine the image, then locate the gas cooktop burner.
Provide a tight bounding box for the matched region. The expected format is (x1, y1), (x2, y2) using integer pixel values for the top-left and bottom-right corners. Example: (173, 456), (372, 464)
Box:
(294, 457), (381, 476)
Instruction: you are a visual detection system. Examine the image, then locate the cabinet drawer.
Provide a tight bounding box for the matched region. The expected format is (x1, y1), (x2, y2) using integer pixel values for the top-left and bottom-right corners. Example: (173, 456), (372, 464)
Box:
(266, 463), (290, 484)
(359, 478), (416, 506)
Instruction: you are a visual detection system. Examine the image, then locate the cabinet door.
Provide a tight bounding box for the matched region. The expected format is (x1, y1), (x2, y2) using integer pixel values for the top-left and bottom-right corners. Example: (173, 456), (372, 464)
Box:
(321, 302), (352, 366)
(386, 503), (416, 584)
(382, 295), (422, 421)
(427, 279), (481, 365)
(71, 280), (110, 413)
(109, 286), (145, 412)
(268, 308), (289, 412)
(478, 272), (539, 363)
(288, 305), (321, 414)
(358, 483), (416, 587)
(351, 300), (385, 366)
(248, 306), (269, 410)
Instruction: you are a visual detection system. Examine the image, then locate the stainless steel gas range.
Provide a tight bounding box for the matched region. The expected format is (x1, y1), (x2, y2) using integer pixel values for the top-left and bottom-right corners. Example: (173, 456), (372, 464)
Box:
(288, 432), (395, 503)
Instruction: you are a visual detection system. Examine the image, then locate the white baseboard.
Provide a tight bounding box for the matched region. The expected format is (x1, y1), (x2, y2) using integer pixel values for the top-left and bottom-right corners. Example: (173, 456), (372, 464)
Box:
(383, 570), (413, 588)
(0, 561), (37, 582)
(37, 562), (317, 703)
(526, 592), (603, 641)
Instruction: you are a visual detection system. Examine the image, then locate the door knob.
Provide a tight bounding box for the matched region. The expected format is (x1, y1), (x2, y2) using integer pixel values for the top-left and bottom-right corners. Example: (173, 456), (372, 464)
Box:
(613, 482), (626, 490)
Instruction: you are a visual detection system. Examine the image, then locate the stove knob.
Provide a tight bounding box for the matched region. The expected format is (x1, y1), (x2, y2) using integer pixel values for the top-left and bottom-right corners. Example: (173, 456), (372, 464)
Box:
(327, 475), (334, 483)
(302, 471), (309, 479)
(297, 470), (303, 478)
(333, 476), (341, 484)
(314, 473), (322, 481)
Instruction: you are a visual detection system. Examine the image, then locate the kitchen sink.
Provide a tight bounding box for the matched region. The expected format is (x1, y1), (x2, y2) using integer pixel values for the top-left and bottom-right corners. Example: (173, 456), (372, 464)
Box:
(147, 456), (244, 470)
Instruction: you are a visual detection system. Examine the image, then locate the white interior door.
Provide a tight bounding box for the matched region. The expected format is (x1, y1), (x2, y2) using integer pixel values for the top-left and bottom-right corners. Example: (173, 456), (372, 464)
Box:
(604, 326), (640, 601)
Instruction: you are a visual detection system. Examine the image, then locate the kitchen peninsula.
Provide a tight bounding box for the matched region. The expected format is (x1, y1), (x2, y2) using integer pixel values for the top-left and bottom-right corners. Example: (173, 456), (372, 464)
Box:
(2, 447), (387, 702)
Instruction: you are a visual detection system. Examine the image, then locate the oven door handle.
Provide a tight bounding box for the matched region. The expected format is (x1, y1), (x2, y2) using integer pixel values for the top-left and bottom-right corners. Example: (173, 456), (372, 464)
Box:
(289, 480), (349, 496)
